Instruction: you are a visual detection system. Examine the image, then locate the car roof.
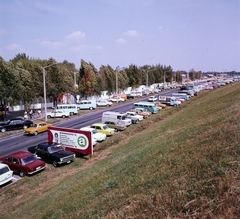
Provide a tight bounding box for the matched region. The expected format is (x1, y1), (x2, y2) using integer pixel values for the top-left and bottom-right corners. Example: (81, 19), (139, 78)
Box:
(39, 142), (61, 147)
(0, 163), (9, 168)
(80, 127), (95, 131)
(33, 122), (47, 125)
(6, 151), (32, 159)
(91, 123), (105, 126)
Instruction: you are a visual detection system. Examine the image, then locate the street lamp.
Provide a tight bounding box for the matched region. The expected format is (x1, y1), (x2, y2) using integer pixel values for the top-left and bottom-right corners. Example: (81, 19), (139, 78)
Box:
(71, 71), (78, 89)
(42, 62), (58, 122)
(116, 66), (119, 103)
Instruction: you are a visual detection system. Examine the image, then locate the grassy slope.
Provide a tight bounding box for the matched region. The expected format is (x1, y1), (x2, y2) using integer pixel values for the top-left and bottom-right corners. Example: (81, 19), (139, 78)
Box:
(0, 83), (239, 219)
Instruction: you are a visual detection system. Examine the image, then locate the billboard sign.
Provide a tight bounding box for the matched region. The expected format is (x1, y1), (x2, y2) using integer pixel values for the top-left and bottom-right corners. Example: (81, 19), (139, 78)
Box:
(48, 126), (93, 155)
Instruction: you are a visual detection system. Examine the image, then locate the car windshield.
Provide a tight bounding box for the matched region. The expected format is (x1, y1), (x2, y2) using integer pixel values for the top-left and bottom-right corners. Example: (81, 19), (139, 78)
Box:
(103, 125), (109, 130)
(31, 124), (38, 128)
(21, 155), (37, 165)
(0, 166), (10, 175)
(48, 145), (64, 153)
(122, 115), (127, 120)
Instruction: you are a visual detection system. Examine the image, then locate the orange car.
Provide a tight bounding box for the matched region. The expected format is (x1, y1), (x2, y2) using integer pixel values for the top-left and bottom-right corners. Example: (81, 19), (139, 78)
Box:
(24, 121), (52, 136)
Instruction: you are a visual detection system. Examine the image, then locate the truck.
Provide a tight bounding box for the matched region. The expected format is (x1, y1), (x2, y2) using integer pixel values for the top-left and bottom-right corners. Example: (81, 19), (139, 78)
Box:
(158, 96), (181, 106)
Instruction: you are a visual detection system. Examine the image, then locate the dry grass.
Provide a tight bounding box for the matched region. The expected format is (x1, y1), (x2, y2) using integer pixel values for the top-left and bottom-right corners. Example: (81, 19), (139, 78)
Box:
(0, 84), (239, 219)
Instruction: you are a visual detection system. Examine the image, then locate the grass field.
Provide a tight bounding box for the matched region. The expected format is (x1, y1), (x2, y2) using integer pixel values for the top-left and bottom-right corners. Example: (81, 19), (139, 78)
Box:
(0, 82), (239, 219)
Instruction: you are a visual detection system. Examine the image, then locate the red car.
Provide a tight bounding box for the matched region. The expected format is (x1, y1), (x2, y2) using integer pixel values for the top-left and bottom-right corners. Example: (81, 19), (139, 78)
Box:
(0, 151), (46, 177)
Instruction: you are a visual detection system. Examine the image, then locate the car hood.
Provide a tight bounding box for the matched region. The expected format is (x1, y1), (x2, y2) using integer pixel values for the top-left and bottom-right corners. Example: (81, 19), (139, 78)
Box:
(25, 127), (37, 132)
(24, 159), (46, 168)
(52, 150), (75, 158)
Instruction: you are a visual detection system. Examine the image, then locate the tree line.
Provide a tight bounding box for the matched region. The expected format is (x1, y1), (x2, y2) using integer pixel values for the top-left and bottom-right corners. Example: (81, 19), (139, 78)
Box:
(0, 53), (202, 109)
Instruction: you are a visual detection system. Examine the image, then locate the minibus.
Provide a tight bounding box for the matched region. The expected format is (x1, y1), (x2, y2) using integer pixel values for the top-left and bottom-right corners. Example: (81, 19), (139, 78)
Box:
(132, 101), (159, 114)
(56, 104), (78, 116)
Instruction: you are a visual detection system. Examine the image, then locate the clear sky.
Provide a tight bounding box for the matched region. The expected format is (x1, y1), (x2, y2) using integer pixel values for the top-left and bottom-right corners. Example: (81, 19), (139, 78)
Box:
(0, 0), (239, 72)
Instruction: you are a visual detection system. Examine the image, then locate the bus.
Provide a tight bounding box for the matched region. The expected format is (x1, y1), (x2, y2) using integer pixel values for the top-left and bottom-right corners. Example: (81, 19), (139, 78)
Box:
(56, 104), (78, 116)
(132, 101), (159, 114)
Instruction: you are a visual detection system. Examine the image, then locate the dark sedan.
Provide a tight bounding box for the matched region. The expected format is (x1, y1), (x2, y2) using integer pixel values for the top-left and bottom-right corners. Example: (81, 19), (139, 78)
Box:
(0, 118), (33, 132)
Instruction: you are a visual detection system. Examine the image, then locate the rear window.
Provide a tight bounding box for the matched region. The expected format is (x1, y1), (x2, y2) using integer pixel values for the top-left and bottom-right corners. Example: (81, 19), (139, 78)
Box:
(0, 166), (10, 175)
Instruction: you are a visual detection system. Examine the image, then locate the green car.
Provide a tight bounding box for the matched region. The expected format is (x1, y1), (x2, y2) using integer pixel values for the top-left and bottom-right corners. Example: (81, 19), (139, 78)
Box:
(103, 121), (127, 132)
(89, 123), (115, 136)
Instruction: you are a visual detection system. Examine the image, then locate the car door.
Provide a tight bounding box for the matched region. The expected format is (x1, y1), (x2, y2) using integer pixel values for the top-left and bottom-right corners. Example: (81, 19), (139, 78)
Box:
(35, 146), (50, 162)
(7, 120), (19, 130)
(5, 157), (20, 173)
(37, 123), (44, 133)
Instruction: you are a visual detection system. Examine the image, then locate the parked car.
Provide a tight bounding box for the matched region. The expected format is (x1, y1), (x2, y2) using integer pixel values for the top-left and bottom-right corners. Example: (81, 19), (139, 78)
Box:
(0, 163), (14, 186)
(80, 127), (107, 142)
(131, 108), (152, 118)
(96, 99), (112, 107)
(126, 111), (144, 121)
(24, 121), (53, 136)
(47, 109), (70, 119)
(28, 142), (76, 167)
(154, 102), (167, 109)
(126, 94), (135, 99)
(103, 121), (127, 131)
(89, 123), (115, 136)
(109, 96), (125, 102)
(148, 96), (157, 102)
(0, 151), (46, 177)
(0, 118), (33, 133)
(126, 114), (139, 124)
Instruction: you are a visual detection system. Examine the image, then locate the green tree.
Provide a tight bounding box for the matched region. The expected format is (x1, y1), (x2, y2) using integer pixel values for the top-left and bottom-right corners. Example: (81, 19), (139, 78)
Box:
(78, 68), (96, 97)
(0, 57), (22, 106)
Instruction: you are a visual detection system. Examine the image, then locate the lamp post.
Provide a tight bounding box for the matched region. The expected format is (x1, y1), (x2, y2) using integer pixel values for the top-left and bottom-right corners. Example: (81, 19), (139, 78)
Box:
(115, 66), (125, 103)
(116, 66), (119, 103)
(71, 71), (78, 89)
(42, 62), (58, 122)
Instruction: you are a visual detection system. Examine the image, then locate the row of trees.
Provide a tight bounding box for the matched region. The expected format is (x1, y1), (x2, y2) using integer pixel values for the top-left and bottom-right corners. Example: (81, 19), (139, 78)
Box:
(0, 53), (201, 109)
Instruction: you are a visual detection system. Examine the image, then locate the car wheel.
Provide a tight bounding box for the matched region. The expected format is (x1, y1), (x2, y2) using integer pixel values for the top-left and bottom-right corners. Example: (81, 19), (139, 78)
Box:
(34, 131), (38, 136)
(23, 125), (28, 129)
(114, 128), (118, 132)
(53, 161), (58, 167)
(1, 128), (6, 132)
(47, 115), (51, 119)
(90, 107), (93, 110)
(62, 115), (66, 118)
(19, 171), (26, 178)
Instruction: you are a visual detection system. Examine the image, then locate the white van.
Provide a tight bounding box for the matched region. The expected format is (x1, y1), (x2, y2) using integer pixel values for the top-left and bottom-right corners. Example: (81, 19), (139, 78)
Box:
(102, 111), (132, 126)
(77, 100), (96, 110)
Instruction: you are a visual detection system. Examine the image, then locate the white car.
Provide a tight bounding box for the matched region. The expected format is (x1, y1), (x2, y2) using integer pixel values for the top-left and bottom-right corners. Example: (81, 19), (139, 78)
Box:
(148, 96), (157, 102)
(47, 110), (70, 119)
(109, 96), (125, 102)
(80, 127), (107, 142)
(126, 111), (144, 121)
(96, 99), (112, 107)
(0, 163), (14, 186)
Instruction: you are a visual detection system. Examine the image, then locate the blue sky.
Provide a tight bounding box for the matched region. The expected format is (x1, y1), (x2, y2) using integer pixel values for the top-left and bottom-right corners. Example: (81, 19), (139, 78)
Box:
(0, 0), (239, 72)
